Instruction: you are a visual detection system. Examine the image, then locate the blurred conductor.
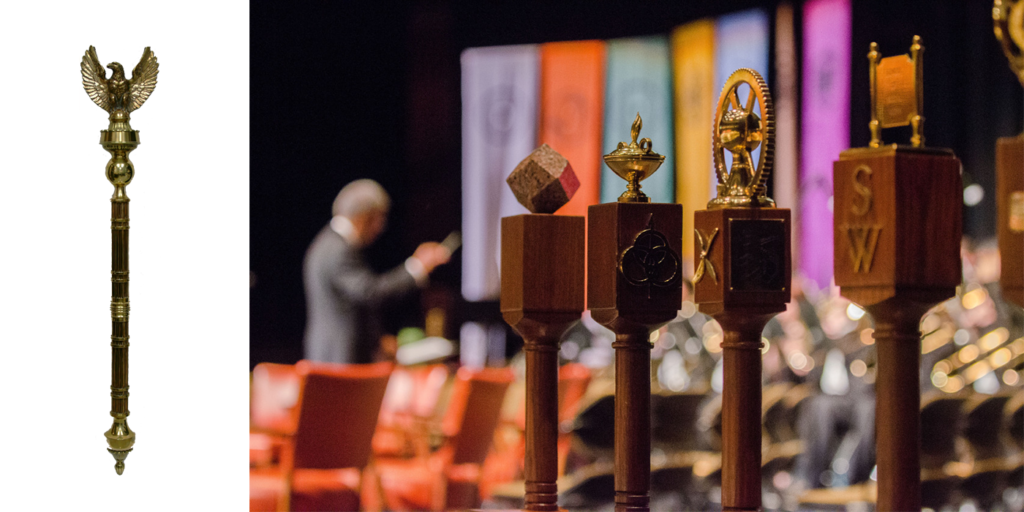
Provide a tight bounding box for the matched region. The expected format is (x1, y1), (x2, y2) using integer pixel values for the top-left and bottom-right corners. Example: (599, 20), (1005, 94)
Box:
(303, 179), (451, 364)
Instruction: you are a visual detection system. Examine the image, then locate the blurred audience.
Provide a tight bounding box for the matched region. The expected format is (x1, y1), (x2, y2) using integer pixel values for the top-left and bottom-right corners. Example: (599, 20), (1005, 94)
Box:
(257, 236), (1023, 511)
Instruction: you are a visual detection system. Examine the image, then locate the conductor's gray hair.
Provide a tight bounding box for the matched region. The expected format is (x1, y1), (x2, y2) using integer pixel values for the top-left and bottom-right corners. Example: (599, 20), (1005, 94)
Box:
(333, 179), (391, 218)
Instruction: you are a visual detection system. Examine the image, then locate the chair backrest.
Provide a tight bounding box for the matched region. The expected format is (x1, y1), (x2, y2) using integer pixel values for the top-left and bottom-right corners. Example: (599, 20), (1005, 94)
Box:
(652, 392), (711, 451)
(413, 364), (450, 417)
(964, 394), (1012, 459)
(379, 363), (450, 424)
(920, 394), (966, 462)
(1005, 393), (1024, 450)
(291, 360), (393, 470)
(251, 363), (300, 433)
(558, 363), (592, 424)
(441, 366), (515, 465)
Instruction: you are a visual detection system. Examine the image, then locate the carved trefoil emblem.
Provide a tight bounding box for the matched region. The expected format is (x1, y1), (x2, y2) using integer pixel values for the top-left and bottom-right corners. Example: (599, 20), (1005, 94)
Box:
(619, 216), (680, 297)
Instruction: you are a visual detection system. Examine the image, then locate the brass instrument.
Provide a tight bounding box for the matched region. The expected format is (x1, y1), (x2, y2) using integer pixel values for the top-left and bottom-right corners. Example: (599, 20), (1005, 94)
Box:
(81, 46), (159, 475)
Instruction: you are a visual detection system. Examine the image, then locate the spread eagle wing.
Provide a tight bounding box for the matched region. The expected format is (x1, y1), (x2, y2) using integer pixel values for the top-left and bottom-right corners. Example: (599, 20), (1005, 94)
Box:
(128, 47), (159, 112)
(81, 46), (110, 112)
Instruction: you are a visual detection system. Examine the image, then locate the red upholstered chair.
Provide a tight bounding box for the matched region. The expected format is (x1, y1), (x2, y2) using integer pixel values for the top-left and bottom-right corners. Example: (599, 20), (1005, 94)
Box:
(480, 363), (592, 497)
(249, 360), (393, 512)
(250, 363), (300, 467)
(556, 363), (592, 475)
(373, 364), (450, 458)
(377, 366), (515, 511)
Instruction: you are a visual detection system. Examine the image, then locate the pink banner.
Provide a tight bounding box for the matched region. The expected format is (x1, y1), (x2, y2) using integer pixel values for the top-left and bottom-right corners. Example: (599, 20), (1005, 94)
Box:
(800, 0), (851, 288)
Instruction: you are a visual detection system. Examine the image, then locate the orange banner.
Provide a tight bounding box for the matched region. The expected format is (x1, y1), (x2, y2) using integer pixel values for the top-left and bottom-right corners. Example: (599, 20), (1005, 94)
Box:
(671, 20), (715, 267)
(538, 41), (606, 218)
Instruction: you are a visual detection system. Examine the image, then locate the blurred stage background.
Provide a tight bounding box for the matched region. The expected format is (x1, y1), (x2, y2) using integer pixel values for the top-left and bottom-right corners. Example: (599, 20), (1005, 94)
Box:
(252, 0), (1020, 367)
(251, 1), (1023, 510)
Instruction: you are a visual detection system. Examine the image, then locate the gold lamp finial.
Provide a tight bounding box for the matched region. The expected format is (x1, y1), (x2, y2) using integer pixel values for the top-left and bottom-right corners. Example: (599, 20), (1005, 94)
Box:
(630, 112), (642, 145)
(603, 113), (666, 203)
(709, 68), (776, 209)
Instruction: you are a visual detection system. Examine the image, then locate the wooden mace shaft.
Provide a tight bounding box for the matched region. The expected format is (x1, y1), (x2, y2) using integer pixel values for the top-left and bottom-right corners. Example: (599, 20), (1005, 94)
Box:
(719, 314), (770, 512)
(613, 331), (651, 512)
(110, 198), (130, 417)
(870, 305), (924, 512)
(524, 336), (560, 511)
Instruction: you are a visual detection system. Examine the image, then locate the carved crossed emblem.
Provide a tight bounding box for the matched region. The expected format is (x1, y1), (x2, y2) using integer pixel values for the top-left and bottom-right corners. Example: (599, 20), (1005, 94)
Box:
(694, 228), (719, 285)
(619, 216), (680, 297)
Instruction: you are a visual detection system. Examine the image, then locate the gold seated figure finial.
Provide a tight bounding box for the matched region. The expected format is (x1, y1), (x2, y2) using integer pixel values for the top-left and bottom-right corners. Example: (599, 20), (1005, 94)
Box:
(708, 68), (775, 209)
(603, 113), (666, 203)
(868, 36), (925, 148)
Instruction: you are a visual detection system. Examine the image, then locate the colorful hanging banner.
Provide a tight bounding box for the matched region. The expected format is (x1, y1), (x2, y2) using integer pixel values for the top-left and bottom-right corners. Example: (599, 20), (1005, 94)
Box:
(672, 19), (715, 267)
(461, 45), (539, 302)
(712, 9), (770, 200)
(602, 36), (674, 204)
(801, 0), (851, 288)
(538, 40), (606, 217)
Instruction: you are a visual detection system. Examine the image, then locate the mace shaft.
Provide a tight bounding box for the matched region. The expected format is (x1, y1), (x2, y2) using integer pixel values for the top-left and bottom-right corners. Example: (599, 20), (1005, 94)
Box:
(523, 336), (559, 511)
(110, 194), (130, 418)
(870, 303), (927, 512)
(717, 312), (774, 512)
(613, 331), (652, 512)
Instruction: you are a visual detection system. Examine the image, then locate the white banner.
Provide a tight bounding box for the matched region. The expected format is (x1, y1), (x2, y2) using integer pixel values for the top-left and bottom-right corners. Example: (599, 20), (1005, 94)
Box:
(461, 45), (538, 301)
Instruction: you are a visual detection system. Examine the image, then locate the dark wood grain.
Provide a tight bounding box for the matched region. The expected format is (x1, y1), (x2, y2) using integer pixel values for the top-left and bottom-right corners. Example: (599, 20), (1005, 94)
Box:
(997, 135), (1023, 308)
(693, 207), (791, 512)
(588, 202), (682, 512)
(834, 146), (961, 307)
(501, 214), (585, 511)
(871, 301), (929, 512)
(833, 147), (961, 511)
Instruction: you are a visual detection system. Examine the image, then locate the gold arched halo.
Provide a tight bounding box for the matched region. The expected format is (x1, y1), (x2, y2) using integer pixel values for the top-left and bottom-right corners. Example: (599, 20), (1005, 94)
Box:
(710, 68), (775, 209)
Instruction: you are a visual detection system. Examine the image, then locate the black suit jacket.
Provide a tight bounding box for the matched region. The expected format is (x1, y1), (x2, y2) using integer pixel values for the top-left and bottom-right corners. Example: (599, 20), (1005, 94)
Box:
(302, 225), (418, 364)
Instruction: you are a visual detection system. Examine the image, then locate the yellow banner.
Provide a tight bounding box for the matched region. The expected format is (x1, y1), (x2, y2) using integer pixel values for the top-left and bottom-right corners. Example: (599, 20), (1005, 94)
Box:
(672, 20), (715, 268)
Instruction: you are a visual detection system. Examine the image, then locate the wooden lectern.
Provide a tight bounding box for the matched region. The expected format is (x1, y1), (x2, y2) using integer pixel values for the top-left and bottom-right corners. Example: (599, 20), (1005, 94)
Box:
(834, 37), (962, 512)
(693, 68), (791, 512)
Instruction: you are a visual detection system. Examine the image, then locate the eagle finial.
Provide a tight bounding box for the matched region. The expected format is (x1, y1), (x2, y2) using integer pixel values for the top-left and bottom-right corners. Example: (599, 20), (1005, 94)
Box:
(82, 46), (159, 129)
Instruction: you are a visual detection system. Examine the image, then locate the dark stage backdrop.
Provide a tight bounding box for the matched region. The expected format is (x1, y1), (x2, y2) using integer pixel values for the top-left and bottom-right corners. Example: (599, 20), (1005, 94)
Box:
(251, 0), (1022, 369)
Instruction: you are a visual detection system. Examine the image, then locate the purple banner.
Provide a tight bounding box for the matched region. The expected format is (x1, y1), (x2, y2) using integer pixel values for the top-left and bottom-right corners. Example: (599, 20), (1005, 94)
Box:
(800, 0), (851, 288)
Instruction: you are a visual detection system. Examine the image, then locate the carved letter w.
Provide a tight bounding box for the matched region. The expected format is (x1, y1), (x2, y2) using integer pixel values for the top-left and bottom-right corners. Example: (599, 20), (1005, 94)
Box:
(845, 225), (882, 273)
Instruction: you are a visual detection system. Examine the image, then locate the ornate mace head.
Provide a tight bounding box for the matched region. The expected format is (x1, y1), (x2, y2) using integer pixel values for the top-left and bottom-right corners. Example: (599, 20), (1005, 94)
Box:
(709, 68), (775, 209)
(604, 113), (666, 203)
(82, 46), (158, 201)
(81, 46), (159, 132)
(994, 0), (1024, 86)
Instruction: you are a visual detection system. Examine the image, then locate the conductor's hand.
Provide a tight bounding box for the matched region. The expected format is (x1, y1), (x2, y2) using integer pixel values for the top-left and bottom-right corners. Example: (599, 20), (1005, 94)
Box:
(412, 242), (451, 273)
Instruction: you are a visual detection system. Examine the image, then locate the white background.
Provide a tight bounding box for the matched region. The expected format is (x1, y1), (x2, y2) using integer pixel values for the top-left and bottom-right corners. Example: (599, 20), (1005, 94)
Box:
(0, 1), (250, 509)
